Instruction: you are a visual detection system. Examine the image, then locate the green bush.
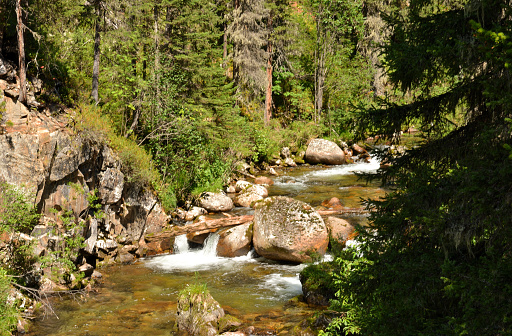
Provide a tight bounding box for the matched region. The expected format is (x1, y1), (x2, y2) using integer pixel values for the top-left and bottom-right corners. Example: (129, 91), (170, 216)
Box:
(0, 267), (18, 336)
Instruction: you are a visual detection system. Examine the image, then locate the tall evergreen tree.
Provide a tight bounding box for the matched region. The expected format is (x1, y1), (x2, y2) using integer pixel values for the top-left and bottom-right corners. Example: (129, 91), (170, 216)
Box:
(325, 0), (512, 334)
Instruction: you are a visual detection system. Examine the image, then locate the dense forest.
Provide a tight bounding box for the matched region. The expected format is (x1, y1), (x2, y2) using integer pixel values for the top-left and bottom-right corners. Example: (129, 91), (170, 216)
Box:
(0, 0), (376, 209)
(1, 0), (512, 334)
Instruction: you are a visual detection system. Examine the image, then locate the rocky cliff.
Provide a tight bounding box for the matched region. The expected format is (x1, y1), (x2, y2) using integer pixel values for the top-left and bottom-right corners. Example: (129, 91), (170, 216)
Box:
(0, 72), (168, 269)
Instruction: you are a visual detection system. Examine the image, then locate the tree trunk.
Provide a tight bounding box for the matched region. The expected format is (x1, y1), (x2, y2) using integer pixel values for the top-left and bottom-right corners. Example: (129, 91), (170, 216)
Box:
(223, 23), (228, 64)
(153, 4), (160, 116)
(91, 2), (101, 104)
(315, 45), (326, 123)
(264, 17), (273, 126)
(16, 0), (27, 104)
(0, 0), (6, 56)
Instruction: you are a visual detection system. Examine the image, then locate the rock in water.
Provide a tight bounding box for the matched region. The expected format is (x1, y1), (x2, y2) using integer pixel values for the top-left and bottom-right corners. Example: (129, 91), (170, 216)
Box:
(253, 196), (328, 263)
(304, 139), (346, 165)
(324, 217), (355, 244)
(216, 222), (253, 257)
(234, 185), (268, 208)
(197, 192), (234, 212)
(176, 288), (225, 336)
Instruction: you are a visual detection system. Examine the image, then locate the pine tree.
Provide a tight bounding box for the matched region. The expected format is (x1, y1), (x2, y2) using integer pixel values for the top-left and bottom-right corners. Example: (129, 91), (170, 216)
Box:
(326, 0), (512, 334)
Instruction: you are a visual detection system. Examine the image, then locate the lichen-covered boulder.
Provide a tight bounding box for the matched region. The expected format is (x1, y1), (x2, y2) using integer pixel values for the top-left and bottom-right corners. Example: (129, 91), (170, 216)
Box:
(234, 185), (268, 208)
(176, 288), (225, 336)
(253, 196), (328, 263)
(304, 139), (345, 165)
(235, 180), (252, 192)
(216, 223), (253, 257)
(197, 192), (234, 212)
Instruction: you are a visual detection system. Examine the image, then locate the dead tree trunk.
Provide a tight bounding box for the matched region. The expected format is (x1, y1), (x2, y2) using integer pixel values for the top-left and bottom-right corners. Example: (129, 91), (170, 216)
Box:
(91, 1), (102, 104)
(16, 0), (27, 103)
(264, 16), (273, 127)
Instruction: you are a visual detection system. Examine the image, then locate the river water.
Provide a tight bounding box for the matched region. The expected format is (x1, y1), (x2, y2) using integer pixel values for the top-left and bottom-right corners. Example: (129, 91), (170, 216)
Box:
(29, 158), (386, 336)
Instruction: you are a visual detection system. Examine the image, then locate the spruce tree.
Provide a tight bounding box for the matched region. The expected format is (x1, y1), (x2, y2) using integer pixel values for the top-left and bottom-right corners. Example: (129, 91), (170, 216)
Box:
(326, 0), (512, 334)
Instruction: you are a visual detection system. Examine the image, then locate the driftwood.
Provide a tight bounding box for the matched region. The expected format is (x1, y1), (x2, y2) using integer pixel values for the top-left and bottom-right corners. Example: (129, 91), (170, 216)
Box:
(146, 215), (254, 242)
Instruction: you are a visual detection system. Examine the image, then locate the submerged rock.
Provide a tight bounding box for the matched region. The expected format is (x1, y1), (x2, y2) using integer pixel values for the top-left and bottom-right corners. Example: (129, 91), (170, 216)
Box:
(197, 192), (234, 212)
(253, 196), (328, 263)
(304, 139), (345, 165)
(176, 288), (225, 336)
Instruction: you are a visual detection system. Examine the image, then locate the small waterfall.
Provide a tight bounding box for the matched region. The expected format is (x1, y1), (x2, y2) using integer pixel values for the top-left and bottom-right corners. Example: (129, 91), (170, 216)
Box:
(174, 234), (189, 254)
(202, 232), (220, 257)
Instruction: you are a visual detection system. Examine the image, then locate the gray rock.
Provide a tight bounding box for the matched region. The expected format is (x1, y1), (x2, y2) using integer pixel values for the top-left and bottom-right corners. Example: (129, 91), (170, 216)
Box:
(305, 139), (346, 165)
(253, 196), (328, 263)
(235, 180), (252, 193)
(176, 289), (225, 336)
(98, 167), (124, 204)
(197, 192), (234, 212)
(216, 223), (253, 257)
(234, 185), (268, 208)
(281, 147), (291, 159)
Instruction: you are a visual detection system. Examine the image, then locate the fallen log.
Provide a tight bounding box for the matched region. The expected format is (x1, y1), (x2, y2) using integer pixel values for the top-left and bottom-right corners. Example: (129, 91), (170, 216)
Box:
(146, 208), (368, 244)
(317, 208), (369, 216)
(146, 215), (254, 242)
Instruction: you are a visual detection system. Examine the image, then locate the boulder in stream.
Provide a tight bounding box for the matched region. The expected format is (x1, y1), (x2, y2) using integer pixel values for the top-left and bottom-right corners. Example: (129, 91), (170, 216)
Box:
(253, 196), (328, 263)
(324, 217), (356, 244)
(304, 139), (346, 165)
(197, 192), (234, 212)
(234, 185), (268, 208)
(176, 286), (225, 336)
(216, 222), (253, 257)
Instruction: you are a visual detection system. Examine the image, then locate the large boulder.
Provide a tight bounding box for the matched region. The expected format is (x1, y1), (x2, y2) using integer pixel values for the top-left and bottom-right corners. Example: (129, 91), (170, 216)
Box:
(234, 185), (268, 208)
(305, 139), (345, 165)
(197, 192), (234, 212)
(176, 288), (225, 336)
(216, 223), (253, 257)
(253, 196), (328, 263)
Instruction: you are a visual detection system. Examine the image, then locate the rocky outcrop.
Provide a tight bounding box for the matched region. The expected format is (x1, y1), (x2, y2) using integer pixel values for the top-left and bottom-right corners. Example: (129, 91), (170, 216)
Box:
(253, 196), (328, 263)
(0, 93), (168, 266)
(304, 139), (346, 165)
(197, 192), (234, 212)
(176, 288), (226, 336)
(216, 222), (253, 257)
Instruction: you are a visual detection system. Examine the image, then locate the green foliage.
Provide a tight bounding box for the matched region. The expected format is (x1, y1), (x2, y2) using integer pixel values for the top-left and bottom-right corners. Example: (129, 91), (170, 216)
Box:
(72, 104), (161, 189)
(321, 0), (512, 334)
(0, 183), (39, 278)
(0, 267), (18, 336)
(41, 209), (85, 278)
(0, 183), (39, 235)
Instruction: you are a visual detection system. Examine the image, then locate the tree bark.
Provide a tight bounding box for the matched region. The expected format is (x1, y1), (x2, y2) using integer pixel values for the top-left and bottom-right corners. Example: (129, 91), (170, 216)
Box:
(16, 0), (27, 104)
(264, 25), (273, 126)
(223, 23), (228, 62)
(153, 4), (160, 116)
(145, 215), (254, 241)
(0, 0), (6, 56)
(91, 2), (102, 104)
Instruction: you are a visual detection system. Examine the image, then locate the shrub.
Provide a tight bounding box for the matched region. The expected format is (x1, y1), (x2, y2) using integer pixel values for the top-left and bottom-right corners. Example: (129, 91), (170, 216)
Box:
(0, 267), (18, 336)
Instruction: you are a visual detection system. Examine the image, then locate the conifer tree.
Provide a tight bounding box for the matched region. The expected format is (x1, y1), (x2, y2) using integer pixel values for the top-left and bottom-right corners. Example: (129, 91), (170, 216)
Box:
(324, 0), (512, 334)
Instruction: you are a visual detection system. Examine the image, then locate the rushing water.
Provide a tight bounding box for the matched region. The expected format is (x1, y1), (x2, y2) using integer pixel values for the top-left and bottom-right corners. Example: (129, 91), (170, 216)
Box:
(29, 158), (386, 336)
